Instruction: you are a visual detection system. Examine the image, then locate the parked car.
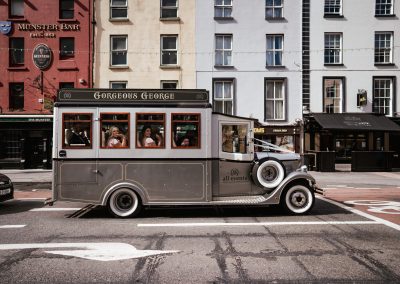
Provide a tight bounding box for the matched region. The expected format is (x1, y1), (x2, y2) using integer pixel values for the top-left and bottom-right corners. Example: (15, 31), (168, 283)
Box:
(0, 173), (14, 202)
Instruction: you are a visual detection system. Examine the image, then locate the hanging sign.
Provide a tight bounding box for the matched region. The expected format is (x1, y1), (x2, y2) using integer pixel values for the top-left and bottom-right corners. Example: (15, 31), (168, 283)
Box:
(32, 44), (52, 70)
(357, 89), (367, 107)
(0, 21), (12, 35)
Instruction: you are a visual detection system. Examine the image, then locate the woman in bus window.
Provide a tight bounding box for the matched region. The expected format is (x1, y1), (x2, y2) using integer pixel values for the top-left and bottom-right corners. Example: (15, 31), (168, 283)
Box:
(107, 126), (127, 148)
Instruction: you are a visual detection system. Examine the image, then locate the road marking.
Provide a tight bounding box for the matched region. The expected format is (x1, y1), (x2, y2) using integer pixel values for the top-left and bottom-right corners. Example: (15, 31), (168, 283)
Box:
(137, 221), (378, 228)
(29, 208), (82, 212)
(0, 225), (26, 229)
(15, 198), (47, 201)
(317, 196), (400, 232)
(0, 243), (179, 261)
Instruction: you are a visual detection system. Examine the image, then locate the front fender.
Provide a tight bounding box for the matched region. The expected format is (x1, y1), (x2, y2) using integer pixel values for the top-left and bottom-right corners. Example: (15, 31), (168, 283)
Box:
(261, 171), (316, 205)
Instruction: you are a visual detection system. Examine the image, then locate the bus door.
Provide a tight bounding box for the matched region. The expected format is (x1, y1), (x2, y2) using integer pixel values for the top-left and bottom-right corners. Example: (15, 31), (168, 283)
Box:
(56, 108), (100, 202)
(217, 120), (254, 196)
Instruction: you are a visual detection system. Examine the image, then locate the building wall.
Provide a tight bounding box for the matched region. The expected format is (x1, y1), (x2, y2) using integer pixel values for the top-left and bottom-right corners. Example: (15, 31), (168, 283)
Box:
(195, 0), (303, 125)
(0, 0), (93, 114)
(309, 0), (400, 115)
(93, 0), (196, 89)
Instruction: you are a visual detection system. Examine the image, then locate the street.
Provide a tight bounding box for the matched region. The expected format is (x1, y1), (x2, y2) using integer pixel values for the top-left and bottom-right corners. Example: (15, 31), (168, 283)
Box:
(0, 170), (400, 283)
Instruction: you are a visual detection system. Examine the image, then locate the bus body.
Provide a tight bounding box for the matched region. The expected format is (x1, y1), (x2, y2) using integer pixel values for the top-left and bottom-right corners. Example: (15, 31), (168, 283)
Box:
(51, 89), (318, 217)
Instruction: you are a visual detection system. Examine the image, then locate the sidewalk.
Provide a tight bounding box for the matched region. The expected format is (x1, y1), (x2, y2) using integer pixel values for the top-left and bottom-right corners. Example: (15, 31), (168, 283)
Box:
(0, 169), (52, 183)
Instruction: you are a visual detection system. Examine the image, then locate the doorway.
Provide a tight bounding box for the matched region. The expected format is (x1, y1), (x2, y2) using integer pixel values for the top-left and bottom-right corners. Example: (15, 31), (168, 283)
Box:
(25, 137), (45, 168)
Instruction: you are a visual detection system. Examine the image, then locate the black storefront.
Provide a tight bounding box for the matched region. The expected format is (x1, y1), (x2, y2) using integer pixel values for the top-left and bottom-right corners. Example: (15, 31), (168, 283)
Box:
(304, 113), (400, 171)
(0, 115), (53, 169)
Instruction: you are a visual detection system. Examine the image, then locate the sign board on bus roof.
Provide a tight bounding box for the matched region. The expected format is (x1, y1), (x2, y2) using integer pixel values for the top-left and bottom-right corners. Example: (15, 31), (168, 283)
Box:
(57, 89), (209, 104)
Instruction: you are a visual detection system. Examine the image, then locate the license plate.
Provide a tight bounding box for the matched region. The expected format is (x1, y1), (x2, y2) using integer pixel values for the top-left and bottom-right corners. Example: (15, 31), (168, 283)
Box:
(0, 188), (11, 195)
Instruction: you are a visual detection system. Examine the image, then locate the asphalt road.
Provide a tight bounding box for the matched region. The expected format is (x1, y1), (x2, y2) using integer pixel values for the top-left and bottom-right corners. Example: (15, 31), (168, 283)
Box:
(1, 188), (400, 283)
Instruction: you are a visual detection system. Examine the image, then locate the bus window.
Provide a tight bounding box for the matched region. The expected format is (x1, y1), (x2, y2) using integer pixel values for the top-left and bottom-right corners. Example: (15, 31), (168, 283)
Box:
(171, 113), (200, 148)
(63, 113), (92, 148)
(136, 113), (165, 148)
(100, 113), (130, 149)
(222, 124), (248, 154)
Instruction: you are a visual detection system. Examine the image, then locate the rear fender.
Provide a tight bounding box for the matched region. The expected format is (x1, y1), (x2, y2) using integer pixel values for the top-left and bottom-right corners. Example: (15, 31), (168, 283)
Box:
(101, 182), (148, 206)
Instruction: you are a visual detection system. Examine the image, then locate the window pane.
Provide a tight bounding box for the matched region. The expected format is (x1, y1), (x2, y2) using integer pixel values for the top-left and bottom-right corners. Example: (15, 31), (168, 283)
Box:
(110, 82), (127, 89)
(162, 37), (177, 49)
(63, 113), (92, 148)
(161, 9), (178, 18)
(224, 51), (232, 65)
(112, 0), (127, 6)
(112, 52), (127, 65)
(136, 113), (165, 148)
(216, 36), (224, 49)
(215, 82), (223, 98)
(224, 36), (232, 49)
(112, 38), (126, 50)
(10, 0), (24, 16)
(60, 0), (74, 19)
(10, 38), (24, 65)
(100, 113), (129, 148)
(162, 0), (177, 7)
(172, 114), (200, 148)
(60, 38), (74, 58)
(162, 51), (177, 64)
(9, 83), (24, 110)
(111, 9), (127, 18)
(222, 124), (248, 153)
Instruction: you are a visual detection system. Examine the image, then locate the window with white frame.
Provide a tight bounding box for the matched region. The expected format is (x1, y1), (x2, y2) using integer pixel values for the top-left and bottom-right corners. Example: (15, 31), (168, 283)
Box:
(161, 81), (178, 89)
(266, 35), (283, 66)
(375, 32), (393, 64)
(323, 78), (343, 113)
(375, 0), (394, 16)
(324, 33), (342, 64)
(110, 0), (128, 20)
(161, 35), (178, 65)
(161, 0), (178, 18)
(265, 79), (285, 120)
(213, 80), (234, 115)
(324, 0), (342, 16)
(110, 35), (128, 66)
(265, 0), (283, 18)
(110, 81), (127, 89)
(215, 35), (232, 66)
(215, 0), (232, 18)
(373, 78), (393, 115)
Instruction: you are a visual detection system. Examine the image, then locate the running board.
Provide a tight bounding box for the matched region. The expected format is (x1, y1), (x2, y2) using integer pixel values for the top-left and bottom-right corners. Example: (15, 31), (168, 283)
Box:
(211, 196), (268, 205)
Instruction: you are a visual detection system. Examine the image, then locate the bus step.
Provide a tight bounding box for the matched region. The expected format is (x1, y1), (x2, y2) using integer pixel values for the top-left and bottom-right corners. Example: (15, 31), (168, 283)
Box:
(211, 196), (267, 205)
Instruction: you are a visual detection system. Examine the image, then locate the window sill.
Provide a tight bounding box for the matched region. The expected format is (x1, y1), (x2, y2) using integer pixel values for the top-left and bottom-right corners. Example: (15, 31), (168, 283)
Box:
(266, 65), (286, 69)
(214, 65), (234, 69)
(109, 18), (129, 22)
(7, 17), (27, 22)
(57, 18), (78, 23)
(109, 65), (129, 69)
(214, 16), (234, 20)
(265, 17), (285, 21)
(265, 119), (287, 123)
(375, 14), (396, 18)
(374, 63), (395, 66)
(324, 14), (344, 18)
(160, 65), (181, 70)
(324, 63), (344, 66)
(160, 17), (181, 22)
(8, 67), (28, 71)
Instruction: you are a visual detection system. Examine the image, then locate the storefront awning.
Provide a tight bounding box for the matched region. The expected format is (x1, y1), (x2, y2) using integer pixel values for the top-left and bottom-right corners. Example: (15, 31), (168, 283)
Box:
(312, 113), (400, 132)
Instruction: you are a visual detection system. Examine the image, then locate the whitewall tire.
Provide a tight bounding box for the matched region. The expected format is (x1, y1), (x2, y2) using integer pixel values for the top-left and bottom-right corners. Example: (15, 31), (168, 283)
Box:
(282, 185), (314, 215)
(107, 188), (142, 218)
(253, 159), (285, 189)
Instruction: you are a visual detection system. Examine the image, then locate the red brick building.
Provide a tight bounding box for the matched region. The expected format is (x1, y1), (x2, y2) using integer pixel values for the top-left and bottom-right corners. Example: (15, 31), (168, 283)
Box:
(0, 0), (93, 168)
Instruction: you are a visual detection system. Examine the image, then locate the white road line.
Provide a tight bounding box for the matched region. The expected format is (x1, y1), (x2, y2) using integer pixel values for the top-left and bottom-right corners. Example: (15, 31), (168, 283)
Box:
(137, 221), (378, 228)
(15, 198), (47, 201)
(0, 225), (26, 229)
(317, 196), (400, 232)
(29, 208), (82, 212)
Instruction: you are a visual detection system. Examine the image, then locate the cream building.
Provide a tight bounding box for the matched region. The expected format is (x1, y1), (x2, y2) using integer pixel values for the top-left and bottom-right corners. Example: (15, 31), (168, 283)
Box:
(94, 0), (196, 89)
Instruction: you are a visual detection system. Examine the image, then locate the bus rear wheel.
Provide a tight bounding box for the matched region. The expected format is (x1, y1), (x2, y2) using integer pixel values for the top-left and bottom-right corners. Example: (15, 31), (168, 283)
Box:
(107, 188), (142, 218)
(281, 185), (314, 215)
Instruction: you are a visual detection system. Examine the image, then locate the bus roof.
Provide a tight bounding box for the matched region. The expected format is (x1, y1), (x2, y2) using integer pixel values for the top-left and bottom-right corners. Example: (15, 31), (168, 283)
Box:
(55, 89), (211, 108)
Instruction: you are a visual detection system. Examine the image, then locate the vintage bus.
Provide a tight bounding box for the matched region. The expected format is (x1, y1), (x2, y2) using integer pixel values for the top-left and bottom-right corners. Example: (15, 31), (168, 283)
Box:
(50, 89), (318, 218)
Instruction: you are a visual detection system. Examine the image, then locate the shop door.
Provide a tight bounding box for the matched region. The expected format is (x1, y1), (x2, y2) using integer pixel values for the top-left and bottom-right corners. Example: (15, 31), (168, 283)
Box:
(25, 137), (44, 168)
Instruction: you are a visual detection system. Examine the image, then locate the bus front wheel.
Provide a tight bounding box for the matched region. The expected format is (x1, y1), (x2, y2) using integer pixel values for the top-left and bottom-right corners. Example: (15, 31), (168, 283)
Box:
(107, 188), (142, 218)
(281, 185), (314, 215)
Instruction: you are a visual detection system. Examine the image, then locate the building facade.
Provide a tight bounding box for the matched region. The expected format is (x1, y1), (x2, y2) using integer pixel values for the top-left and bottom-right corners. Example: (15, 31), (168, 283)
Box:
(0, 0), (93, 169)
(93, 0), (196, 89)
(304, 0), (400, 169)
(196, 0), (303, 152)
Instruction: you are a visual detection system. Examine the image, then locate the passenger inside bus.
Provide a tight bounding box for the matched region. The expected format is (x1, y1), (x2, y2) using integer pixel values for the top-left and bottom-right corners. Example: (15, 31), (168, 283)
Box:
(65, 123), (90, 146)
(138, 125), (162, 147)
(106, 126), (128, 148)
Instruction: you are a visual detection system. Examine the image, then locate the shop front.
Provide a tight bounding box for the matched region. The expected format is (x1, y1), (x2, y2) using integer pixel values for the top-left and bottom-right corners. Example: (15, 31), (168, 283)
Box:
(254, 125), (300, 153)
(0, 115), (53, 169)
(305, 113), (400, 171)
